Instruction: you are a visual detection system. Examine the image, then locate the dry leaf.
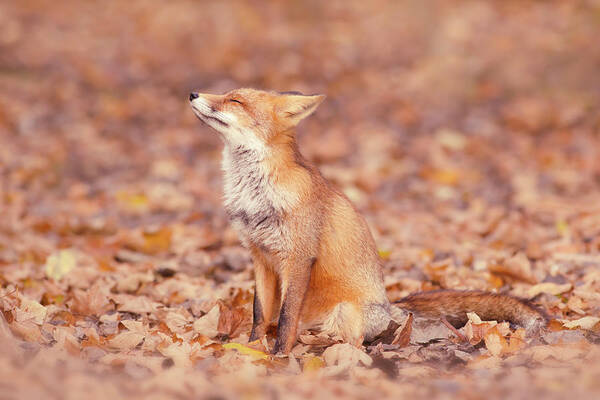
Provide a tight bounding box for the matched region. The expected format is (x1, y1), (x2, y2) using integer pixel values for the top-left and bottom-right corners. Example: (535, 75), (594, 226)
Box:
(120, 319), (146, 334)
(222, 342), (268, 361)
(561, 316), (600, 330)
(392, 313), (413, 347)
(10, 320), (42, 342)
(303, 356), (325, 372)
(158, 342), (193, 367)
(193, 305), (220, 338)
(19, 298), (47, 325)
(113, 294), (161, 314)
(489, 252), (536, 284)
(70, 284), (112, 315)
(527, 282), (572, 297)
(108, 331), (145, 351)
(322, 343), (372, 369)
(165, 312), (190, 334)
(298, 332), (340, 346)
(217, 302), (246, 338)
(45, 249), (77, 281)
(483, 326), (508, 357)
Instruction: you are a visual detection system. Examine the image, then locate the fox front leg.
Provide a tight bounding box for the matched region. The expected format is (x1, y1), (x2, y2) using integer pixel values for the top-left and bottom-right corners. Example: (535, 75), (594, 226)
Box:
(249, 250), (278, 342)
(271, 256), (315, 355)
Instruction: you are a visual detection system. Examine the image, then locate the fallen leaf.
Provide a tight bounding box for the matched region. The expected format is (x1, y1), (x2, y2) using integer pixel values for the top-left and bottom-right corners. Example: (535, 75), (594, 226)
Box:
(142, 227), (172, 254)
(113, 294), (161, 314)
(193, 305), (220, 338)
(298, 332), (340, 346)
(222, 342), (268, 360)
(108, 331), (145, 350)
(45, 249), (77, 281)
(527, 282), (572, 297)
(322, 343), (372, 369)
(217, 301), (246, 338)
(392, 313), (413, 347)
(561, 316), (600, 330)
(489, 252), (536, 284)
(10, 320), (42, 342)
(464, 312), (498, 345)
(69, 284), (113, 315)
(302, 356), (324, 372)
(19, 298), (47, 325)
(378, 249), (391, 260)
(164, 312), (190, 334)
(120, 319), (146, 334)
(158, 342), (193, 367)
(483, 326), (508, 357)
(115, 191), (150, 213)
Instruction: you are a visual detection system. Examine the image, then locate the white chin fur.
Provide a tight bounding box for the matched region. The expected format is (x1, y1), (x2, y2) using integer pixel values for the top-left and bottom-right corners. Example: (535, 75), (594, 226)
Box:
(190, 97), (235, 134)
(190, 97), (266, 153)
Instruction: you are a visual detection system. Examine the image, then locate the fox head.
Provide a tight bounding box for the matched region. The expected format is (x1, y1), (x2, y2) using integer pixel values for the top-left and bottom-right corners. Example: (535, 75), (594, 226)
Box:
(189, 88), (325, 151)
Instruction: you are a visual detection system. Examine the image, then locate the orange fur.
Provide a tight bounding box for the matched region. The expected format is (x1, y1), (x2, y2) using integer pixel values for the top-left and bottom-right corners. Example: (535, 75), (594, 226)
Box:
(189, 88), (548, 354)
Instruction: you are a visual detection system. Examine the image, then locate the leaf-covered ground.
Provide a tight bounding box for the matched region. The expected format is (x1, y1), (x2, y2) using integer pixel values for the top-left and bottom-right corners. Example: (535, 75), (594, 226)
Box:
(1, 1), (600, 399)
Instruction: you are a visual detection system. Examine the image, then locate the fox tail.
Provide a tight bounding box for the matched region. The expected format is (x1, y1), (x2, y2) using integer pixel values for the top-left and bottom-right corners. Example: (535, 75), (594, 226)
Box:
(394, 290), (548, 333)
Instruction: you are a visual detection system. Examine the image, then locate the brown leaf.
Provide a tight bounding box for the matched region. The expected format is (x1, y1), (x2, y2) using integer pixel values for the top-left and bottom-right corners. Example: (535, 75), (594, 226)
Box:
(392, 313), (413, 347)
(369, 320), (401, 346)
(108, 331), (145, 350)
(488, 252), (536, 284)
(483, 326), (508, 357)
(112, 294), (161, 314)
(69, 284), (113, 316)
(217, 301), (246, 338)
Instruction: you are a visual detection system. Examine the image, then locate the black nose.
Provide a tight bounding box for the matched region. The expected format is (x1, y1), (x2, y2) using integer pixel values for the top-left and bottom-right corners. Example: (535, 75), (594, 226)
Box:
(189, 92), (199, 101)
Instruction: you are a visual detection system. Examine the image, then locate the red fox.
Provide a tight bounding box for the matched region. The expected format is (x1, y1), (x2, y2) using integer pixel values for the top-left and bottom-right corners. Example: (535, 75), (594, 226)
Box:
(189, 88), (548, 354)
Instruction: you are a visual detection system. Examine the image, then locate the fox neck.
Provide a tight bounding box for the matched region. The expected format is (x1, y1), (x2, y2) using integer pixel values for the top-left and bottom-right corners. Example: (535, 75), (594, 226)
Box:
(221, 130), (307, 244)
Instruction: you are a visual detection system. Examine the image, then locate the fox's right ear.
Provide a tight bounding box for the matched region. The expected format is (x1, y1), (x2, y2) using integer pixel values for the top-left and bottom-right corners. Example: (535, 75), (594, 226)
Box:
(276, 93), (326, 128)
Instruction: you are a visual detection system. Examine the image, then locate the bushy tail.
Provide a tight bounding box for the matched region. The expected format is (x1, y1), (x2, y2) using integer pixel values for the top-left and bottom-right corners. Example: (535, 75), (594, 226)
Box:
(394, 290), (548, 333)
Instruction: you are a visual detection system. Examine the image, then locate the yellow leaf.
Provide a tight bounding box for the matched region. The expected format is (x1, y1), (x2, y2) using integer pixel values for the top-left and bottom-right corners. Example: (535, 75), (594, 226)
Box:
(222, 342), (269, 360)
(303, 356), (324, 372)
(142, 227), (172, 254)
(45, 249), (76, 281)
(378, 249), (391, 260)
(556, 220), (569, 236)
(115, 190), (150, 213)
(422, 168), (460, 186)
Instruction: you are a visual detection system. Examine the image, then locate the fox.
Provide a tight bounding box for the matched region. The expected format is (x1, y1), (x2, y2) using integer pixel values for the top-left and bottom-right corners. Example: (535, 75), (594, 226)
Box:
(189, 88), (548, 354)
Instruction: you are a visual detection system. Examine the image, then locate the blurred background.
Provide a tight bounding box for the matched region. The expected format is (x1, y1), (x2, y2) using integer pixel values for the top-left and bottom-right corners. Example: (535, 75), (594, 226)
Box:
(1, 1), (600, 398)
(2, 1), (599, 236)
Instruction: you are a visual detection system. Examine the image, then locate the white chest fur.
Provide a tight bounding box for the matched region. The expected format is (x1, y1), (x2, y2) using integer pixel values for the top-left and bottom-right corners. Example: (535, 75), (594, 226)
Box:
(221, 146), (294, 252)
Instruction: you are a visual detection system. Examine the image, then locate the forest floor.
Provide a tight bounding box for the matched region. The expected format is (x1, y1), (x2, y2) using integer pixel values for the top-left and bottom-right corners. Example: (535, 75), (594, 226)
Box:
(1, 1), (600, 399)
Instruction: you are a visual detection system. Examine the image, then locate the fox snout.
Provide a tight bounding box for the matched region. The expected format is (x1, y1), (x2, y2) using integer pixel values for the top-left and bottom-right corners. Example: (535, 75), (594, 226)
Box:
(189, 92), (233, 133)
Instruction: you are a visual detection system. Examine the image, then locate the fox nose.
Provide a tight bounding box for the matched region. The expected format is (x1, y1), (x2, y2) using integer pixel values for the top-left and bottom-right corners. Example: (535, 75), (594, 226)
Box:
(189, 92), (199, 101)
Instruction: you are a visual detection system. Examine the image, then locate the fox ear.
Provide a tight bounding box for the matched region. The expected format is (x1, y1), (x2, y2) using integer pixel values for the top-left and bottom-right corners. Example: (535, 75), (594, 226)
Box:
(277, 94), (326, 127)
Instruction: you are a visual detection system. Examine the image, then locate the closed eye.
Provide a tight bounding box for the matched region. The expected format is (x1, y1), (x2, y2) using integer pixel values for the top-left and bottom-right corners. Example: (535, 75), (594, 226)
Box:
(228, 98), (243, 105)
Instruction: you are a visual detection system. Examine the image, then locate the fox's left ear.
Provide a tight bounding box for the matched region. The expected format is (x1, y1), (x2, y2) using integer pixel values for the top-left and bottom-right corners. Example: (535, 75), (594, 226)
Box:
(277, 94), (326, 127)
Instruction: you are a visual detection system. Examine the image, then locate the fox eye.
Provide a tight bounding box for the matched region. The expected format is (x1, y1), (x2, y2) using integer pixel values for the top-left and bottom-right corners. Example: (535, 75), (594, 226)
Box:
(228, 98), (243, 105)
